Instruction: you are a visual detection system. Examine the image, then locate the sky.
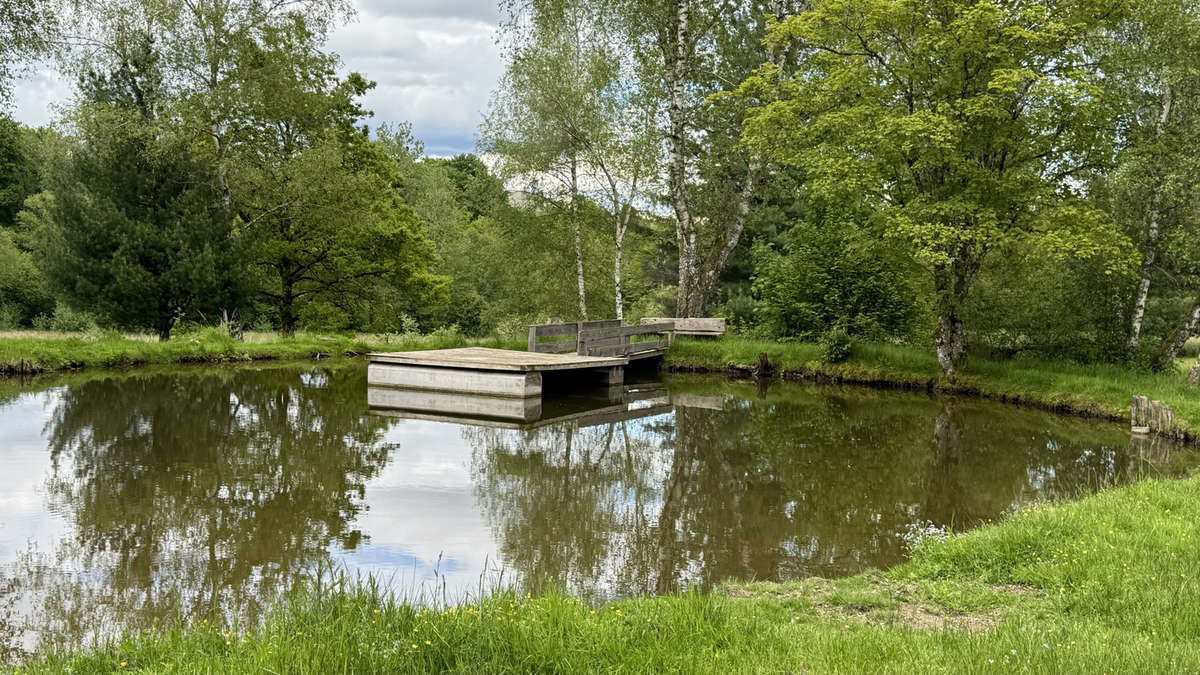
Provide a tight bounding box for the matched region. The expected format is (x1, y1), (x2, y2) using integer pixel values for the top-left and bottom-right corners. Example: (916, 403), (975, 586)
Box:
(9, 0), (505, 157)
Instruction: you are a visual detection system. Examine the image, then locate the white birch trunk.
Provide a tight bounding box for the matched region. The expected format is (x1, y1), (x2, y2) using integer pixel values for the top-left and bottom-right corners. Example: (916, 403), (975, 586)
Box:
(1129, 83), (1173, 349)
(571, 156), (588, 320)
(666, 0), (699, 317)
(614, 205), (630, 321)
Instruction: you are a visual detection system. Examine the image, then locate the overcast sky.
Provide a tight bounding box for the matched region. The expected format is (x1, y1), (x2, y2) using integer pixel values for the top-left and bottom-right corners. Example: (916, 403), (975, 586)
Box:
(8, 0), (504, 157)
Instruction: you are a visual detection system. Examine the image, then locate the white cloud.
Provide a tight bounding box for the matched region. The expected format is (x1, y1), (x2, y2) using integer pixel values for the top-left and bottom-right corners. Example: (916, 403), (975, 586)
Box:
(329, 6), (503, 156)
(6, 1), (503, 156)
(8, 64), (72, 128)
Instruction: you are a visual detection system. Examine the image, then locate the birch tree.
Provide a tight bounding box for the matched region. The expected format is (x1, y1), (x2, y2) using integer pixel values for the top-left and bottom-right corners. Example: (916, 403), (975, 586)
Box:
(65, 0), (351, 211)
(1097, 0), (1200, 369)
(622, 0), (794, 317)
(487, 2), (658, 320)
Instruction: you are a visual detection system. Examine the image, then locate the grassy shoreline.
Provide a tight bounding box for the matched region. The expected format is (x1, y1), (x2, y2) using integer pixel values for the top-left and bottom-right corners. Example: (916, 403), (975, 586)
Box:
(4, 331), (1198, 439)
(0, 331), (523, 376)
(666, 337), (1200, 439)
(16, 474), (1200, 674)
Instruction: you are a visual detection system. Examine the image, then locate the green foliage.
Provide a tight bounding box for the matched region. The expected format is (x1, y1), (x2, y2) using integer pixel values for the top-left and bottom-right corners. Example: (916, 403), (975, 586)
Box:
(751, 222), (920, 342)
(740, 0), (1131, 374)
(36, 100), (245, 340)
(818, 325), (854, 364)
(31, 303), (98, 333)
(965, 238), (1132, 362)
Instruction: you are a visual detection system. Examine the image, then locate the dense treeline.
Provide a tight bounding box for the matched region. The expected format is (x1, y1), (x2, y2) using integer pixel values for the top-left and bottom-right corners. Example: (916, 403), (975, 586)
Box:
(0, 0), (1199, 381)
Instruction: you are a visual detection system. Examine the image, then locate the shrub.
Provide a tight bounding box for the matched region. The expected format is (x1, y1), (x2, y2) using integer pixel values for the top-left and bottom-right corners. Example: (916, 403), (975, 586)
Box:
(33, 303), (99, 333)
(752, 223), (920, 342)
(819, 325), (854, 364)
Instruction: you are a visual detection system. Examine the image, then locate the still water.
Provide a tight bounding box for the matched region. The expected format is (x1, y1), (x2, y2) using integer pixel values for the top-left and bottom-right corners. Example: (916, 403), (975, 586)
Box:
(0, 363), (1193, 655)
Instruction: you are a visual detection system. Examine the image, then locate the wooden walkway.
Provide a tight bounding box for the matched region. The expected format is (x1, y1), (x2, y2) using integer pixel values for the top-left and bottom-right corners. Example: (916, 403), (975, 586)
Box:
(367, 320), (700, 421)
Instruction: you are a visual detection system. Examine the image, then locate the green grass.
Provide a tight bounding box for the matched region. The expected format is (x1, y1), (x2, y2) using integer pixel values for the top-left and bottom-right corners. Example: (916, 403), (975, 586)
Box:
(0, 330), (524, 375)
(667, 336), (1200, 436)
(16, 476), (1200, 674)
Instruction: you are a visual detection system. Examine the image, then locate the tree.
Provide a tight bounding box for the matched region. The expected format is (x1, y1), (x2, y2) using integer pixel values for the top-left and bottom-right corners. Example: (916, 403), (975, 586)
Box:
(740, 0), (1135, 376)
(66, 0), (353, 210)
(608, 0), (803, 317)
(229, 20), (438, 336)
(488, 2), (659, 320)
(34, 35), (246, 339)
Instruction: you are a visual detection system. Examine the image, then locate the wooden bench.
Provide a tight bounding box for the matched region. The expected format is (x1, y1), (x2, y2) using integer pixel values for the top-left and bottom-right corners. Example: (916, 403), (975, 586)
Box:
(640, 317), (726, 337)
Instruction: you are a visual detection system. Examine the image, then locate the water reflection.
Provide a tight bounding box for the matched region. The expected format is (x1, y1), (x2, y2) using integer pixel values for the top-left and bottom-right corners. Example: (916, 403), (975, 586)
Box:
(0, 365), (1193, 657)
(0, 366), (394, 657)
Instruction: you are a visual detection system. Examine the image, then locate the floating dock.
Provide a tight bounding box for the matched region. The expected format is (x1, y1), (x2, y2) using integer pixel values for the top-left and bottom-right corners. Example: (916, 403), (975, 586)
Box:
(367, 346), (629, 413)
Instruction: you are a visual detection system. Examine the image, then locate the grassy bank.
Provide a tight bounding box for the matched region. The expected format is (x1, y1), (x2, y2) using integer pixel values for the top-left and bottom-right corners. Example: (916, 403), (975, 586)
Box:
(16, 475), (1200, 674)
(666, 337), (1200, 436)
(0, 330), (523, 375)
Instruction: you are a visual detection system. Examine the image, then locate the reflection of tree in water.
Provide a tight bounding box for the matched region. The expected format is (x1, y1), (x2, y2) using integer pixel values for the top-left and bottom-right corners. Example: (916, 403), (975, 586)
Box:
(468, 420), (670, 601)
(468, 385), (1188, 600)
(0, 366), (394, 656)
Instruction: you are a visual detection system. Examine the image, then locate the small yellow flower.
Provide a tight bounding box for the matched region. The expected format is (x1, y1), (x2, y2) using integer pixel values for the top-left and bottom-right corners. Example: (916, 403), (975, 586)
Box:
(425, 640), (431, 645)
(120, 663), (127, 668)
(374, 609), (381, 615)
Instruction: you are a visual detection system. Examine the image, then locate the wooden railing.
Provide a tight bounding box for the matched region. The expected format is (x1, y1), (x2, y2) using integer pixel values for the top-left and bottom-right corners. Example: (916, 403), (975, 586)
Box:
(527, 319), (622, 354)
(528, 319), (674, 359)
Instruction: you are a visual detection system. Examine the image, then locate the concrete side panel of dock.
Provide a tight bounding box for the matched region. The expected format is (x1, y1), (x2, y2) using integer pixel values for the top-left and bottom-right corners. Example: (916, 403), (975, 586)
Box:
(367, 363), (543, 398)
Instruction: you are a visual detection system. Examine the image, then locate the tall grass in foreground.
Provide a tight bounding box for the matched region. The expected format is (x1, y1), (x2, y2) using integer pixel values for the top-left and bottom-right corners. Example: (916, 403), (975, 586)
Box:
(667, 336), (1200, 433)
(17, 476), (1200, 674)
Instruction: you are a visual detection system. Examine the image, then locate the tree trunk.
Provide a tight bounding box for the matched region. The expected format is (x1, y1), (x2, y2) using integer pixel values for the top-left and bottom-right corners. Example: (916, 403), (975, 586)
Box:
(1155, 297), (1200, 369)
(1188, 352), (1200, 387)
(933, 258), (979, 378)
(157, 324), (173, 342)
(280, 277), (297, 338)
(614, 206), (628, 321)
(571, 156), (588, 320)
(666, 0), (699, 317)
(1128, 84), (1173, 350)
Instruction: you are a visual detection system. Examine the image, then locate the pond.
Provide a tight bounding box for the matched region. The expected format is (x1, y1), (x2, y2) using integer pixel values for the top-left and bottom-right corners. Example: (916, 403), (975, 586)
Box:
(0, 362), (1193, 656)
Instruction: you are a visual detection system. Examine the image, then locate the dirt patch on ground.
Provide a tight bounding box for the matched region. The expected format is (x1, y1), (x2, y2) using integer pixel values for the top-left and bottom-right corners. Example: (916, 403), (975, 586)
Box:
(723, 579), (1032, 634)
(812, 598), (1003, 633)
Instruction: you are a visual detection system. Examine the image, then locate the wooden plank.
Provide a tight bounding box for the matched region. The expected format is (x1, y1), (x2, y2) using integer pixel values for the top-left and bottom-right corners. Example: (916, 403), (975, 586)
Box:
(530, 323), (581, 338)
(628, 340), (667, 353)
(369, 347), (627, 372)
(579, 335), (628, 350)
(532, 340), (578, 354)
(578, 322), (674, 340)
(581, 345), (629, 357)
(641, 317), (725, 333)
(367, 363), (541, 398)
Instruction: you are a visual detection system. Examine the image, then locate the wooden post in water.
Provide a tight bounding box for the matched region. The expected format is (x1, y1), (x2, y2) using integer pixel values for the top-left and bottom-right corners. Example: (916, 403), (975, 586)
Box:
(1132, 395), (1179, 439)
(1131, 395), (1150, 435)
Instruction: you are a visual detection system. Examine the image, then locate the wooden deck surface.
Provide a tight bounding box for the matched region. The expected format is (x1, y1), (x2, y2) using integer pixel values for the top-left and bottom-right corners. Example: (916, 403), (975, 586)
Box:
(368, 346), (629, 372)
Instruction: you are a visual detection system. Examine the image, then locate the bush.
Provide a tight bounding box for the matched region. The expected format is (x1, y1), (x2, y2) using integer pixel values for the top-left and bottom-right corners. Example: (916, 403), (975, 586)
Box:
(819, 325), (854, 363)
(751, 222), (920, 342)
(32, 303), (98, 333)
(0, 303), (20, 330)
